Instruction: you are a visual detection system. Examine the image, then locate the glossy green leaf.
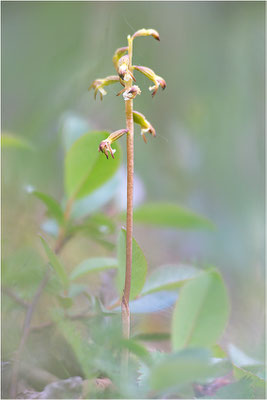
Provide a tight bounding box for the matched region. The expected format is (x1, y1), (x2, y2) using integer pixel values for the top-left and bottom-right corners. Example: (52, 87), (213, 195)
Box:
(40, 237), (69, 289)
(141, 264), (200, 295)
(129, 203), (215, 230)
(31, 190), (64, 225)
(172, 268), (229, 350)
(117, 228), (147, 300)
(70, 257), (117, 281)
(64, 131), (121, 200)
(149, 348), (231, 391)
(2, 133), (34, 150)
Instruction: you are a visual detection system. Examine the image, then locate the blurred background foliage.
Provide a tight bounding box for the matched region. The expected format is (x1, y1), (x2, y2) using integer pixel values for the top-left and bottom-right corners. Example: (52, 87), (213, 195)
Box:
(2, 1), (265, 397)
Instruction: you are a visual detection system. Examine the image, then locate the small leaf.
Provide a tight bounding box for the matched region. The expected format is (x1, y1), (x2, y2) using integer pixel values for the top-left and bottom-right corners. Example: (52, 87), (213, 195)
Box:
(127, 291), (178, 314)
(141, 264), (200, 295)
(133, 332), (170, 342)
(149, 348), (230, 391)
(30, 190), (64, 225)
(2, 133), (34, 150)
(117, 228), (147, 300)
(131, 203), (215, 230)
(57, 295), (73, 309)
(40, 237), (69, 289)
(70, 257), (117, 281)
(172, 268), (230, 350)
(65, 131), (121, 200)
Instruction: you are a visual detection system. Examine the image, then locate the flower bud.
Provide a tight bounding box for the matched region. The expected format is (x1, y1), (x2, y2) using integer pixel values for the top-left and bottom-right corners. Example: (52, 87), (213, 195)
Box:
(117, 55), (136, 82)
(89, 76), (120, 100)
(117, 85), (141, 100)
(132, 28), (160, 41)
(133, 110), (156, 143)
(98, 129), (128, 159)
(133, 65), (166, 97)
(112, 46), (128, 70)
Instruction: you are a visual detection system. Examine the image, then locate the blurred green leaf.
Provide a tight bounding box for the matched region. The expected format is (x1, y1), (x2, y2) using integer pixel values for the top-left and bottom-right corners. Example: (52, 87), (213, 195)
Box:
(60, 112), (91, 153)
(70, 257), (117, 281)
(233, 366), (265, 398)
(212, 344), (227, 358)
(64, 131), (121, 200)
(149, 348), (230, 391)
(141, 264), (200, 295)
(30, 190), (64, 225)
(41, 219), (60, 238)
(172, 268), (229, 350)
(40, 237), (69, 289)
(70, 173), (120, 219)
(125, 203), (215, 230)
(127, 291), (178, 314)
(117, 228), (147, 300)
(133, 332), (170, 342)
(228, 344), (263, 369)
(2, 133), (34, 151)
(206, 378), (255, 399)
(120, 339), (152, 365)
(52, 310), (92, 378)
(57, 295), (73, 309)
(2, 246), (44, 300)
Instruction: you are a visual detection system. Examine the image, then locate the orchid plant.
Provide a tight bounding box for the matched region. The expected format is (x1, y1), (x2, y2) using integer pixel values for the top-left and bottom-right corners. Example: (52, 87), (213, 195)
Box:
(89, 28), (166, 355)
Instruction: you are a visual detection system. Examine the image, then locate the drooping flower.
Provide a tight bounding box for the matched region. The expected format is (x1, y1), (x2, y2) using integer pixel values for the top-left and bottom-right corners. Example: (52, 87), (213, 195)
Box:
(132, 28), (160, 41)
(112, 46), (128, 70)
(88, 76), (121, 100)
(133, 110), (156, 143)
(116, 55), (136, 82)
(116, 85), (141, 100)
(98, 129), (128, 159)
(133, 65), (166, 97)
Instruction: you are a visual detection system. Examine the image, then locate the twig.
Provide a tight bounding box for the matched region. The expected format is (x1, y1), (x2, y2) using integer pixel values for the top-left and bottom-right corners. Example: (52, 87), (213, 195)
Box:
(2, 287), (29, 308)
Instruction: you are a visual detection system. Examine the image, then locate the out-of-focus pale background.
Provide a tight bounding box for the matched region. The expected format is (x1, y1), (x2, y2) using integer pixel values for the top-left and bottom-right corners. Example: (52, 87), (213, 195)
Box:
(2, 1), (264, 359)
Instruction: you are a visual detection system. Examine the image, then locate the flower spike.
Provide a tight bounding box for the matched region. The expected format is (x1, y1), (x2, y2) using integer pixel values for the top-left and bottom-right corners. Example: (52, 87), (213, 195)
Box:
(98, 129), (128, 159)
(132, 28), (160, 41)
(133, 111), (156, 143)
(89, 76), (121, 100)
(133, 65), (166, 97)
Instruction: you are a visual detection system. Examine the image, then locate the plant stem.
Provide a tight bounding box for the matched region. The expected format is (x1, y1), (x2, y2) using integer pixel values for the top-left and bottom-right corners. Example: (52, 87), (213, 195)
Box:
(121, 35), (134, 364)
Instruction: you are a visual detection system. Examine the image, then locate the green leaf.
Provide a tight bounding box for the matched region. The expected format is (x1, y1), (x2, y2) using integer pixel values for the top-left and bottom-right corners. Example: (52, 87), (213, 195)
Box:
(70, 257), (117, 281)
(127, 203), (215, 230)
(30, 190), (64, 225)
(40, 237), (69, 289)
(64, 131), (121, 200)
(2, 133), (34, 151)
(57, 295), (73, 309)
(133, 332), (170, 342)
(129, 291), (178, 313)
(117, 228), (147, 300)
(233, 367), (265, 398)
(172, 268), (230, 350)
(149, 348), (231, 391)
(141, 264), (200, 295)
